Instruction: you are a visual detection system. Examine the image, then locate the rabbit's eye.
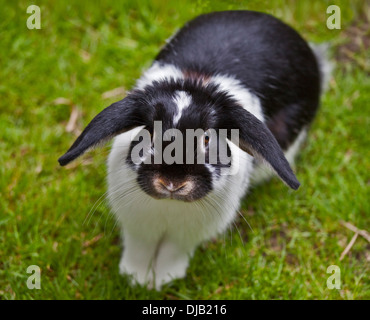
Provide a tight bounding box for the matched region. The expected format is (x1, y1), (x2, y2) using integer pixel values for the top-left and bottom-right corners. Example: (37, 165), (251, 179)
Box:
(204, 133), (210, 147)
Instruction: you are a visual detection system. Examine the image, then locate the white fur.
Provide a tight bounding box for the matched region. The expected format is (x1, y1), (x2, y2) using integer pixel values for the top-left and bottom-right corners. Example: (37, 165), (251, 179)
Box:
(135, 62), (184, 90)
(284, 128), (307, 165)
(210, 75), (264, 122)
(310, 43), (333, 92)
(173, 91), (192, 125)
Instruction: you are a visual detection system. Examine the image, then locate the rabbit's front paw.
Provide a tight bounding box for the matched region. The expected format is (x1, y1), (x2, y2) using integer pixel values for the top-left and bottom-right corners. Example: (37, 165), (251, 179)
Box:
(119, 255), (154, 288)
(152, 240), (191, 290)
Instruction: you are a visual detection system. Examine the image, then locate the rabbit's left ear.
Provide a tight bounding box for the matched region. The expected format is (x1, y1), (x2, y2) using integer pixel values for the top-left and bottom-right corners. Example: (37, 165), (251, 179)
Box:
(221, 107), (300, 190)
(58, 96), (151, 166)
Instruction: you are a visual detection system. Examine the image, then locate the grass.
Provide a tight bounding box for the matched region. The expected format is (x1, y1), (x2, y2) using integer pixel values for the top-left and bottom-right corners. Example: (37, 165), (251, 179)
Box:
(0, 0), (369, 300)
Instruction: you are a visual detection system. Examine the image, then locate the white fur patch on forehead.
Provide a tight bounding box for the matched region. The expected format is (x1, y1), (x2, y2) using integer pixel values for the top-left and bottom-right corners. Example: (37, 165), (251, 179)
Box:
(136, 62), (184, 90)
(135, 63), (263, 123)
(173, 91), (192, 125)
(210, 75), (264, 122)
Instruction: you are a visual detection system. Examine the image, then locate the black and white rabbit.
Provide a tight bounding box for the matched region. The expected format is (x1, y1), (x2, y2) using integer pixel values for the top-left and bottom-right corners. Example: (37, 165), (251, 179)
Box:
(59, 11), (331, 289)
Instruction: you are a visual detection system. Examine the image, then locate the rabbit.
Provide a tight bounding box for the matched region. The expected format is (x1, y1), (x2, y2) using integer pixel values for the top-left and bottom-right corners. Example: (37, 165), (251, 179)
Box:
(58, 11), (331, 290)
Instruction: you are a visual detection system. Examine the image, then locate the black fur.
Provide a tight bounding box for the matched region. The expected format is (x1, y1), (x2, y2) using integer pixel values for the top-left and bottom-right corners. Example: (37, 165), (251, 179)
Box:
(156, 10), (321, 150)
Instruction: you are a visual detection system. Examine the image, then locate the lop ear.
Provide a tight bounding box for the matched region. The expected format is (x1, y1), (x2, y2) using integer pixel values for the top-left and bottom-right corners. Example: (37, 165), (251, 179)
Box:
(58, 96), (151, 166)
(222, 107), (300, 190)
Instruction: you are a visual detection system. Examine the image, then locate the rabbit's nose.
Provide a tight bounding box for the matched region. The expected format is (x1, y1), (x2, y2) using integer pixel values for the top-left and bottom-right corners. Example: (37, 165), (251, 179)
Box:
(158, 180), (187, 193)
(152, 177), (195, 199)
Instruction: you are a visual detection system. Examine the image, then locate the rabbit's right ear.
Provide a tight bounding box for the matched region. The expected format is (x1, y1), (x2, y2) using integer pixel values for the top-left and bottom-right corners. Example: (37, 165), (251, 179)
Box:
(58, 96), (151, 166)
(220, 106), (300, 190)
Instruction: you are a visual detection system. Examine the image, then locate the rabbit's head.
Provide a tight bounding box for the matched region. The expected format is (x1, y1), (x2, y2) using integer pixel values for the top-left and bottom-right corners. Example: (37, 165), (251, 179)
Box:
(59, 77), (299, 202)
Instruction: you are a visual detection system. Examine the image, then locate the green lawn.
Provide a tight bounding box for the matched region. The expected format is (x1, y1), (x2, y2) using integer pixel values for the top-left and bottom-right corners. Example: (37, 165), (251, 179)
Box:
(0, 0), (368, 299)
